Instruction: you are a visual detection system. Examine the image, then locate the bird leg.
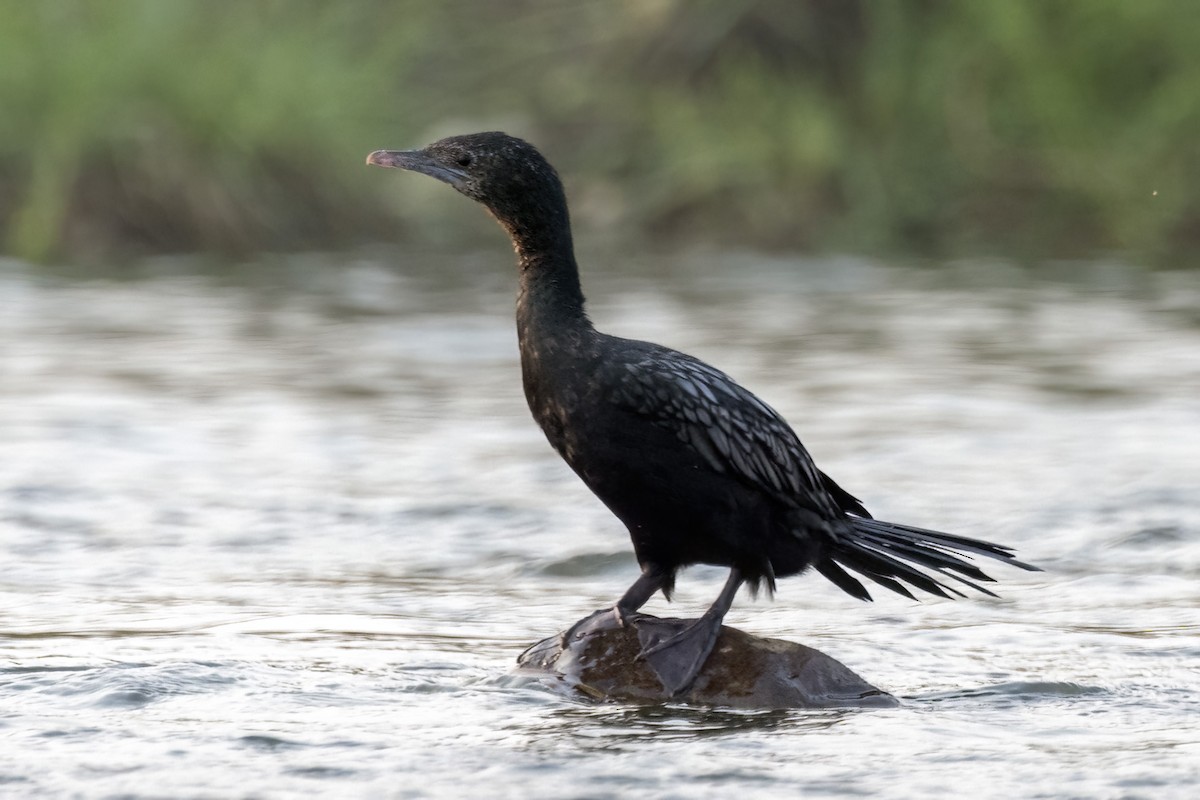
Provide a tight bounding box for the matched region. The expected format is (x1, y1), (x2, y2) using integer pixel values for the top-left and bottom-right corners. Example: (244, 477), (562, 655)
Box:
(612, 565), (668, 627)
(636, 568), (743, 696)
(558, 565), (668, 649)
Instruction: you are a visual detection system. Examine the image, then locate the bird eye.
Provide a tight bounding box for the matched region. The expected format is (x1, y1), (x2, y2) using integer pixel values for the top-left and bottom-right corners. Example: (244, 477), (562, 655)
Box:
(456, 154), (472, 167)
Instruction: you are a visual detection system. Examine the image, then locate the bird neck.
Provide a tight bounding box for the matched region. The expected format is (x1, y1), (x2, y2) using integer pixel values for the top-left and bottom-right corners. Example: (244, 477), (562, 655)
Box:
(510, 219), (593, 345)
(511, 230), (596, 433)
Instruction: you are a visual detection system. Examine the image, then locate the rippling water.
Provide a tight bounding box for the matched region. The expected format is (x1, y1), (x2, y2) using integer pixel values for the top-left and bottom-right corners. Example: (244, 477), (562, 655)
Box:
(2, 252), (1199, 798)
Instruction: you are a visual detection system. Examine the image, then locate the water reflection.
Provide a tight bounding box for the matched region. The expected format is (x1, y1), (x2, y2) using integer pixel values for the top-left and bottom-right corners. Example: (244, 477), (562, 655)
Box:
(547, 703), (842, 742)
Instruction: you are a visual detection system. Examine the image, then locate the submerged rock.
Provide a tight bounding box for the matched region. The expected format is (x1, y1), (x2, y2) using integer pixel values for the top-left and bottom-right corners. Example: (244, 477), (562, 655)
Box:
(516, 609), (897, 709)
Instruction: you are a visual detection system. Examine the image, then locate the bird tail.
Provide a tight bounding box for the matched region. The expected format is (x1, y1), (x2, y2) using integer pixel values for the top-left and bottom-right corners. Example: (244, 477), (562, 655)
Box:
(814, 517), (1041, 602)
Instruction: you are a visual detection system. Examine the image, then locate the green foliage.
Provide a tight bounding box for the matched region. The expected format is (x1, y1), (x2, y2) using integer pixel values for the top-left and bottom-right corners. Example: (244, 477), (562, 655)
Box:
(1, 0), (1197, 264)
(0, 1), (422, 259)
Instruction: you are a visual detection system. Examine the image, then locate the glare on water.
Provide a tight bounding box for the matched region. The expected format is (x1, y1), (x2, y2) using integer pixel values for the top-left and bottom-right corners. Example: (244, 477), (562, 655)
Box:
(2, 253), (1198, 798)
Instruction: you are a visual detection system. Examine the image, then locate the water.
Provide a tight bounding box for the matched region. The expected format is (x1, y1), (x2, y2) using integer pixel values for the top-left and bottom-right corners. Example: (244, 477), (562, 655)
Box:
(2, 252), (1198, 798)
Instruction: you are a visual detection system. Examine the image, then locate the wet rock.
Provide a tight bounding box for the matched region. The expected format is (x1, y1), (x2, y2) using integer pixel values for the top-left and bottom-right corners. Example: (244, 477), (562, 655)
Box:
(516, 609), (897, 709)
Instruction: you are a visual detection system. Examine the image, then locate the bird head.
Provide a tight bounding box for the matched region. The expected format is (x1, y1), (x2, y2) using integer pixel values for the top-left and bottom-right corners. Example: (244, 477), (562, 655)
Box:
(367, 132), (568, 237)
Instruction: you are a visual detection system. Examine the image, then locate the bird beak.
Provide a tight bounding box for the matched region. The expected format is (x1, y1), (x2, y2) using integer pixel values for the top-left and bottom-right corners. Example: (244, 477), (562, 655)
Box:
(366, 149), (468, 188)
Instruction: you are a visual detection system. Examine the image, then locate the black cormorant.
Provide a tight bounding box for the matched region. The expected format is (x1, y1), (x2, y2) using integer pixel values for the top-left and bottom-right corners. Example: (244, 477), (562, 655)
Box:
(367, 132), (1038, 695)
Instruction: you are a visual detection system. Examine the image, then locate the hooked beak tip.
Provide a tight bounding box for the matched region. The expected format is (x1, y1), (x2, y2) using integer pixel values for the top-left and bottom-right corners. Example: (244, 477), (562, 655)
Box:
(366, 150), (396, 167)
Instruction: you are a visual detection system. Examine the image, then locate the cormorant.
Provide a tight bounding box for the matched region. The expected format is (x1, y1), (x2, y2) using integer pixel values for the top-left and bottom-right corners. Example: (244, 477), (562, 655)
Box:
(367, 132), (1038, 696)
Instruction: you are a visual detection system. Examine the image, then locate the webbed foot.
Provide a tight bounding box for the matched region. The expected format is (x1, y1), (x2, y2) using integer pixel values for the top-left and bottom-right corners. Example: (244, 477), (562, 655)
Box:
(634, 612), (724, 696)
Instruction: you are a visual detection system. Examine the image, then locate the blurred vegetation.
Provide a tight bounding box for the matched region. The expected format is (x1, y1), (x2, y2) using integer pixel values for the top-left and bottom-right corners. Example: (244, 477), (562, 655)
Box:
(2, 0), (1197, 265)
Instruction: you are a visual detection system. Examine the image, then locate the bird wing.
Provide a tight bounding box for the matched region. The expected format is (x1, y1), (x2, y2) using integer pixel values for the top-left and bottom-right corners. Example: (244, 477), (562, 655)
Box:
(820, 470), (872, 518)
(608, 348), (842, 517)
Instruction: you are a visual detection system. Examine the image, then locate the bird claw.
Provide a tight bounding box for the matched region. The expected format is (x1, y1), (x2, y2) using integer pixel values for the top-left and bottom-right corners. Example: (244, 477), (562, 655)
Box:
(612, 604), (634, 629)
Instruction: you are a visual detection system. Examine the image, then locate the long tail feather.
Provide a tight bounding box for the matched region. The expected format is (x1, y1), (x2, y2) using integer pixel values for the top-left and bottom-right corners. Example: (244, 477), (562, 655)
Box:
(820, 517), (1040, 602)
(814, 560), (871, 601)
